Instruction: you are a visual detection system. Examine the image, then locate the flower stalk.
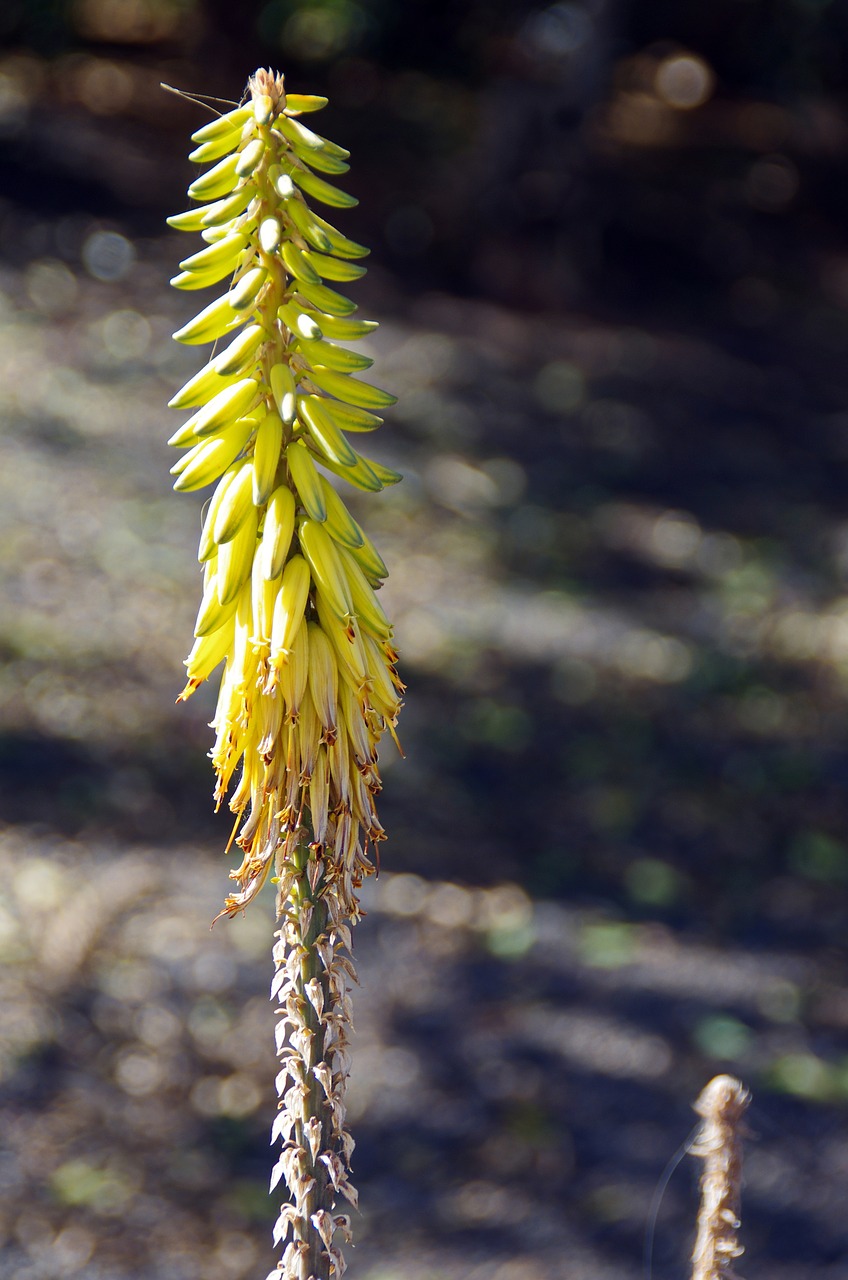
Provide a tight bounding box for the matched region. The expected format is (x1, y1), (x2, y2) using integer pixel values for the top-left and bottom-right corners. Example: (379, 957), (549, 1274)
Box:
(689, 1074), (750, 1280)
(166, 68), (403, 1279)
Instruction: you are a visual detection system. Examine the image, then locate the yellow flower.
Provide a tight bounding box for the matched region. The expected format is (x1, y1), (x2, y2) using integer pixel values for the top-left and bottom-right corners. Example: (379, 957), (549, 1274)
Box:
(168, 67), (402, 919)
(168, 68), (403, 1280)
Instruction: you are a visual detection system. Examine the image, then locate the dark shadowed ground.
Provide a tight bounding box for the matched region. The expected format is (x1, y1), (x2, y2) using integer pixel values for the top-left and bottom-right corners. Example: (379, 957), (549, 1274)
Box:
(1, 1), (848, 1277)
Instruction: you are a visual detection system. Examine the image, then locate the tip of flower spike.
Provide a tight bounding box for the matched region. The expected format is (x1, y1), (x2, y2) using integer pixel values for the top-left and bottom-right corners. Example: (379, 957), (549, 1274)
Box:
(248, 68), (285, 118)
(176, 679), (201, 702)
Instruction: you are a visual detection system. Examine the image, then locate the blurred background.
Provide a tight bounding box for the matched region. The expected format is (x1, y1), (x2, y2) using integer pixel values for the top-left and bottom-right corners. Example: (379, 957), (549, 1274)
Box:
(2, 0), (848, 1277)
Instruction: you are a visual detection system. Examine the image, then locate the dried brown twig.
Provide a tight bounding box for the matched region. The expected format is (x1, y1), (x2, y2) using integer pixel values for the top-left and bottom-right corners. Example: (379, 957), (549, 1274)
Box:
(690, 1074), (751, 1280)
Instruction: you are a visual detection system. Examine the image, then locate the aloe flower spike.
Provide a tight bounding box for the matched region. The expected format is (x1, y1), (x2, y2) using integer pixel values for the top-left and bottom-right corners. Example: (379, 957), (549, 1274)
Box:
(167, 67), (403, 1280)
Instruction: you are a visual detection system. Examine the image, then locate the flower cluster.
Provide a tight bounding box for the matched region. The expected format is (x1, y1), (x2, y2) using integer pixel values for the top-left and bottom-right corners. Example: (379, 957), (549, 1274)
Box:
(168, 68), (402, 1280)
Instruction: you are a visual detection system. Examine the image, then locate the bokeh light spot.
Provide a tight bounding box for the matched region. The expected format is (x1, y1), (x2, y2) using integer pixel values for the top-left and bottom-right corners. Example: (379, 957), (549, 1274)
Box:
(52, 1224), (95, 1271)
(82, 230), (135, 282)
(770, 1052), (834, 1100)
(50, 1159), (133, 1212)
(625, 858), (684, 907)
(650, 510), (702, 568)
(746, 154), (799, 211)
(101, 309), (151, 360)
(114, 1049), (163, 1096)
(379, 873), (429, 916)
(534, 360), (586, 414)
(758, 980), (801, 1023)
(692, 1014), (753, 1060)
(281, 3), (367, 61)
(580, 922), (636, 968)
(788, 830), (848, 883)
(616, 631), (693, 683)
(520, 3), (592, 58)
(73, 58), (134, 115)
(654, 53), (715, 110)
(25, 260), (78, 315)
(424, 455), (500, 511)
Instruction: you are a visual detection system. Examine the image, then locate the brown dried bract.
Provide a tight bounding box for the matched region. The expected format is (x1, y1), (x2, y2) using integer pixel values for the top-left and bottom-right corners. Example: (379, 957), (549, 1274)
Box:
(690, 1074), (751, 1280)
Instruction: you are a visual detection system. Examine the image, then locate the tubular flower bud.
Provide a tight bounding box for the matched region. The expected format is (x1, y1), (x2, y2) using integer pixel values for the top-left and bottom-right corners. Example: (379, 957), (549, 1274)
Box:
(168, 67), (403, 1280)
